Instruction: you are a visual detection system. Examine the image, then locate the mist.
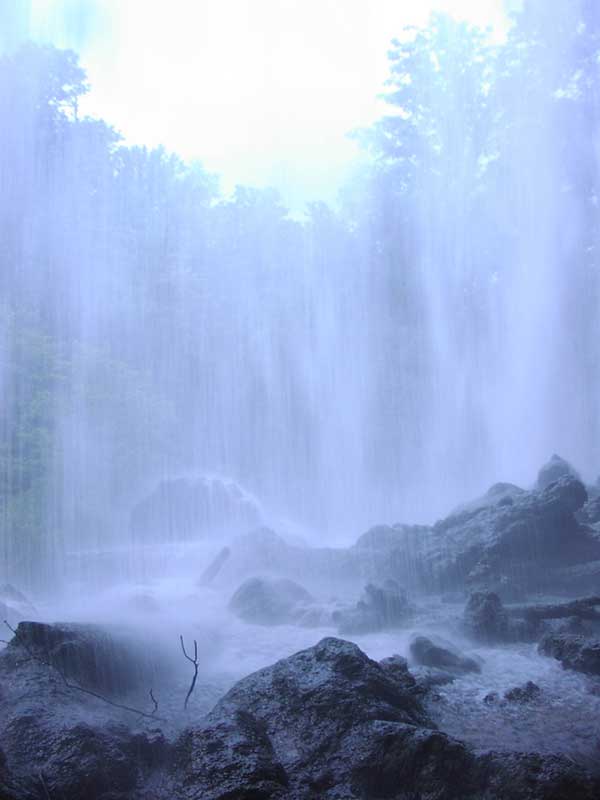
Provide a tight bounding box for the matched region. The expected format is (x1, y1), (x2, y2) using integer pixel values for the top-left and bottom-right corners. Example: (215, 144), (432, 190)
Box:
(1, 2), (600, 799)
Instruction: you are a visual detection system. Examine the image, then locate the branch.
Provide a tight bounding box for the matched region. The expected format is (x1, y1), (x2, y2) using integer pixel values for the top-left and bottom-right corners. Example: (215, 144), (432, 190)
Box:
(507, 596), (600, 622)
(180, 635), (199, 710)
(3, 621), (165, 722)
(149, 688), (158, 716)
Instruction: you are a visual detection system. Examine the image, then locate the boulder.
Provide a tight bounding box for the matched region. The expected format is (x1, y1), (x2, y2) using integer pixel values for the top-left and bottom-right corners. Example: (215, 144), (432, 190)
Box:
(409, 636), (481, 674)
(332, 580), (412, 634)
(450, 482), (526, 516)
(6, 621), (164, 695)
(3, 713), (167, 800)
(130, 475), (261, 542)
(536, 454), (581, 490)
(464, 591), (509, 643)
(579, 495), (600, 525)
(504, 681), (542, 703)
(539, 633), (600, 676)
(198, 546), (231, 586)
(228, 576), (317, 626)
(373, 473), (597, 596)
(170, 637), (599, 799)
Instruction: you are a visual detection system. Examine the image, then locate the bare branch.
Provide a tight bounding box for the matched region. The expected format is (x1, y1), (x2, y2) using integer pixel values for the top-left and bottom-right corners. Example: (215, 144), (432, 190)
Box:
(149, 688), (158, 715)
(180, 634), (199, 709)
(3, 621), (165, 722)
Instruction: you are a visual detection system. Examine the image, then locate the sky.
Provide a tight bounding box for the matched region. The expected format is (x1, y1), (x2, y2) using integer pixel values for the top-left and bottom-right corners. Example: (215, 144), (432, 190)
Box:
(10, 0), (512, 208)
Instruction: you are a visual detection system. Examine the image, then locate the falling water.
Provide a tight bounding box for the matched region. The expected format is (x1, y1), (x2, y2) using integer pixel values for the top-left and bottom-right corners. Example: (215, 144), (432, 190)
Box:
(0, 1), (598, 592)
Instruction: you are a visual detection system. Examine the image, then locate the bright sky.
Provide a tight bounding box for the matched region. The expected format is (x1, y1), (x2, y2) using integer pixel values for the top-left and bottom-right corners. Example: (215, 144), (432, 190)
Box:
(25, 0), (510, 208)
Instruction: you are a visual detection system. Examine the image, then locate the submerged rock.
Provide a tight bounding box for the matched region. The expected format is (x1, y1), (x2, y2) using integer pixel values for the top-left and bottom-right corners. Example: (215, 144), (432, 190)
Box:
(228, 576), (317, 626)
(539, 633), (600, 676)
(409, 635), (481, 674)
(333, 579), (412, 634)
(504, 681), (542, 703)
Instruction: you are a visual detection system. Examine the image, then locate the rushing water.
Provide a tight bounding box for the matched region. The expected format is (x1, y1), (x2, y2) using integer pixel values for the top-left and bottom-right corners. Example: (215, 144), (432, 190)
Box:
(29, 572), (600, 763)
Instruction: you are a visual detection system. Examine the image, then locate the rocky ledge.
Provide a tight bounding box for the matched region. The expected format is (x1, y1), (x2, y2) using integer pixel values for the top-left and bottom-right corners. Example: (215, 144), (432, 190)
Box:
(1, 625), (600, 800)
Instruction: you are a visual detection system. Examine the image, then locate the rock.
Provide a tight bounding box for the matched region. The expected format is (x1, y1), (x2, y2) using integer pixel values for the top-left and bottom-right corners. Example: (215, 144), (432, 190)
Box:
(3, 714), (167, 800)
(173, 710), (289, 799)
(130, 475), (261, 542)
(504, 681), (542, 703)
(6, 621), (164, 695)
(536, 454), (581, 490)
(451, 482), (526, 516)
(539, 633), (600, 676)
(393, 474), (596, 596)
(170, 637), (599, 799)
(198, 546), (230, 586)
(333, 580), (412, 634)
(221, 527), (368, 593)
(378, 654), (420, 694)
(228, 576), (316, 626)
(579, 495), (600, 525)
(410, 635), (481, 674)
(464, 591), (509, 642)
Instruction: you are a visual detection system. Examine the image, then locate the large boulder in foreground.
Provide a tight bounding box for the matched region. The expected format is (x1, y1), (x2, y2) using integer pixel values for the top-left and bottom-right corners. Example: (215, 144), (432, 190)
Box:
(171, 637), (600, 799)
(228, 576), (318, 626)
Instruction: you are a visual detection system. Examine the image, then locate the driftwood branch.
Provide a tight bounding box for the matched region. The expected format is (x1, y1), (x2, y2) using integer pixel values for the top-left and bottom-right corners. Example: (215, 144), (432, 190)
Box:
(180, 635), (199, 710)
(3, 620), (165, 722)
(507, 596), (600, 622)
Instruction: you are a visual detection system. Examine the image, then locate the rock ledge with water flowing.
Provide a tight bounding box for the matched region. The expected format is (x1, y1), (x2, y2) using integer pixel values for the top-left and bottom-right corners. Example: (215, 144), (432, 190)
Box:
(2, 627), (600, 799)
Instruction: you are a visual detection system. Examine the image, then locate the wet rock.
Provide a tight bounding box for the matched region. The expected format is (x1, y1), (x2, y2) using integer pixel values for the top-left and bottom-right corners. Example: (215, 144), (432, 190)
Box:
(171, 637), (599, 799)
(332, 580), (412, 634)
(539, 633), (600, 676)
(410, 636), (481, 674)
(173, 710), (289, 799)
(6, 621), (163, 695)
(222, 527), (367, 592)
(393, 473), (596, 596)
(4, 715), (167, 800)
(476, 751), (600, 800)
(579, 495), (600, 525)
(130, 475), (261, 542)
(504, 681), (542, 703)
(198, 546), (230, 586)
(451, 482), (526, 516)
(536, 454), (581, 490)
(483, 691), (499, 705)
(464, 591), (509, 642)
(378, 654), (420, 694)
(228, 576), (316, 626)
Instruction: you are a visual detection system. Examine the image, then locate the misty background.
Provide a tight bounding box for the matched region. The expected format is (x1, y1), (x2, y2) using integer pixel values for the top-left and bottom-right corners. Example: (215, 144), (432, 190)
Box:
(0, 0), (599, 590)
